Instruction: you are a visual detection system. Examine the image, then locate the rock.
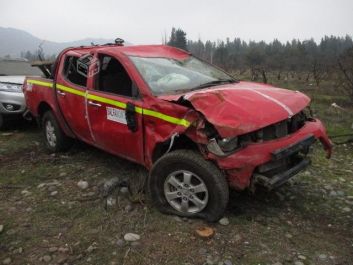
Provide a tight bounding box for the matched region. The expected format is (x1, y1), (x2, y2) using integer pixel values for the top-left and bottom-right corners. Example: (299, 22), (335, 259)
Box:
(285, 233), (293, 239)
(77, 180), (89, 190)
(234, 234), (241, 242)
(86, 245), (97, 253)
(99, 177), (121, 197)
(37, 183), (46, 189)
(124, 233), (140, 242)
(329, 191), (337, 197)
(319, 254), (327, 260)
(223, 260), (233, 265)
(58, 247), (69, 253)
(21, 190), (31, 196)
(106, 196), (116, 206)
(49, 247), (58, 253)
(0, 225), (3, 233)
(2, 258), (11, 264)
(337, 190), (345, 196)
(218, 217), (229, 226)
(13, 247), (23, 254)
(6, 229), (16, 235)
(195, 227), (215, 239)
(342, 207), (351, 212)
(272, 262), (282, 265)
(120, 187), (129, 195)
(298, 255), (306, 260)
(116, 239), (125, 247)
(42, 255), (51, 262)
(50, 191), (58, 196)
(199, 248), (207, 255)
(125, 204), (133, 212)
(59, 172), (67, 177)
(294, 261), (304, 265)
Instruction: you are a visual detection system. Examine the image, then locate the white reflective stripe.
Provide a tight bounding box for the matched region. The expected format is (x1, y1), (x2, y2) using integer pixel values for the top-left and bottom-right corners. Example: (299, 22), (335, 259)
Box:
(247, 89), (294, 117)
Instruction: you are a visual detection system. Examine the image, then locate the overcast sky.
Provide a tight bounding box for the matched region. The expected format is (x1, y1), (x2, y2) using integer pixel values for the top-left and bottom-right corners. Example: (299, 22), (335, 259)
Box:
(0, 0), (352, 44)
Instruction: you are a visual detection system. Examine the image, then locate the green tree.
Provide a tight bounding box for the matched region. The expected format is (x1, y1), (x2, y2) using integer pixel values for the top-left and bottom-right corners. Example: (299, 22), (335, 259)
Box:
(168, 28), (187, 51)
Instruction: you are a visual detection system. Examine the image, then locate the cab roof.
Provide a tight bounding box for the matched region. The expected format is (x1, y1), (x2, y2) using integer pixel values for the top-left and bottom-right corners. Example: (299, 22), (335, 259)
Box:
(66, 44), (190, 60)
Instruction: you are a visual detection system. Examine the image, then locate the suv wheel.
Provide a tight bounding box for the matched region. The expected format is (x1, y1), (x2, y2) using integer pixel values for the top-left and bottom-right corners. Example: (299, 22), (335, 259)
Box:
(42, 111), (72, 152)
(149, 149), (229, 222)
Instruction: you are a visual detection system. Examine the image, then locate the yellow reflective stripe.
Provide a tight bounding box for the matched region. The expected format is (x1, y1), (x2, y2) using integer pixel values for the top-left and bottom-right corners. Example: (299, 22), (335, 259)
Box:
(26, 80), (190, 127)
(57, 84), (85, 97)
(87, 93), (126, 109)
(88, 94), (189, 127)
(142, 109), (191, 127)
(27, 79), (53, 88)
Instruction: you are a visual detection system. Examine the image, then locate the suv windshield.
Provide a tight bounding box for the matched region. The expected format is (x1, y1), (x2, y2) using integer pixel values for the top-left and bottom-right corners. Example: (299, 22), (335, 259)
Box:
(129, 56), (235, 95)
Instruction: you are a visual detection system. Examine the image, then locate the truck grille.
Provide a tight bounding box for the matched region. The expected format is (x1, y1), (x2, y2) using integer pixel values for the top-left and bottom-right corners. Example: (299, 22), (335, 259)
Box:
(261, 111), (306, 141)
(239, 111), (307, 144)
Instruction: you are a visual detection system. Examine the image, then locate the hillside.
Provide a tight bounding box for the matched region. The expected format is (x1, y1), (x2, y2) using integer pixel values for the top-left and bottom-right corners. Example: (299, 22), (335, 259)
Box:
(0, 27), (117, 57)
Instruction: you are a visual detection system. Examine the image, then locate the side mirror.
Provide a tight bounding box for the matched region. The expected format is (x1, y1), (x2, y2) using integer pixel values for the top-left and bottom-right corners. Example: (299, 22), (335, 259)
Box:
(126, 102), (137, 132)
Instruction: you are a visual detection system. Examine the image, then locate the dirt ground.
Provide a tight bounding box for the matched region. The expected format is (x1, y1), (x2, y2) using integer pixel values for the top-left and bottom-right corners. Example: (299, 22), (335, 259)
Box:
(0, 79), (353, 265)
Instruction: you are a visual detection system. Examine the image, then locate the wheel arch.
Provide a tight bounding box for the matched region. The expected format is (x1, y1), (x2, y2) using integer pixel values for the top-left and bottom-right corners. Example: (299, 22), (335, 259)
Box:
(152, 134), (199, 163)
(37, 101), (75, 138)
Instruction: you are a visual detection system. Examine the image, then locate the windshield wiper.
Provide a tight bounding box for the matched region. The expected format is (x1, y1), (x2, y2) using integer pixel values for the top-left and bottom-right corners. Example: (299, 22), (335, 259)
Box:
(189, 79), (235, 91)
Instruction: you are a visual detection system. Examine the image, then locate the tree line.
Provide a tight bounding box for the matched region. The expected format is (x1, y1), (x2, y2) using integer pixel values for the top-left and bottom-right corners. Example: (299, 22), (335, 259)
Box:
(167, 28), (353, 101)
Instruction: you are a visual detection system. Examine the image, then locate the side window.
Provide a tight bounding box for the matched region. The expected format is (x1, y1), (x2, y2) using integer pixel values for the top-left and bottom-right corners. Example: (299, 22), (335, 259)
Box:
(63, 56), (87, 87)
(95, 54), (137, 97)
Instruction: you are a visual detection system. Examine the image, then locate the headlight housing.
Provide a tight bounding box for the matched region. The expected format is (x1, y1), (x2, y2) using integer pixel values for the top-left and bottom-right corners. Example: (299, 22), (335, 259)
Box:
(217, 137), (239, 153)
(207, 136), (239, 156)
(0, 82), (23, 93)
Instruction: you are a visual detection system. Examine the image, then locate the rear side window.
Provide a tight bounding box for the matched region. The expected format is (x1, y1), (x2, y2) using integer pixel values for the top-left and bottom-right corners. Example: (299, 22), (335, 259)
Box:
(63, 56), (87, 87)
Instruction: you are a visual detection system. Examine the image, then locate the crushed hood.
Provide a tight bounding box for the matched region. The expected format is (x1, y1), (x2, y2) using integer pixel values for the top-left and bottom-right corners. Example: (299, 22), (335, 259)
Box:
(159, 81), (310, 137)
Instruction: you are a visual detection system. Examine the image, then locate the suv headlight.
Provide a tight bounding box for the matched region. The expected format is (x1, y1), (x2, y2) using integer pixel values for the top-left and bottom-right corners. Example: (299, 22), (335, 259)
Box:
(207, 136), (239, 156)
(217, 137), (239, 153)
(0, 82), (23, 93)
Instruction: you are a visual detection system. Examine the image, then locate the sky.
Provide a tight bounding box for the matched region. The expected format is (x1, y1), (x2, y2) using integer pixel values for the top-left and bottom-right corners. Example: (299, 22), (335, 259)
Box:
(0, 0), (352, 44)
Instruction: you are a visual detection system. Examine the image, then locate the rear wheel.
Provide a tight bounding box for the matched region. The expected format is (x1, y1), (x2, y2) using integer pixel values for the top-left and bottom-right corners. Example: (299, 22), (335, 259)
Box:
(42, 111), (72, 152)
(149, 149), (229, 222)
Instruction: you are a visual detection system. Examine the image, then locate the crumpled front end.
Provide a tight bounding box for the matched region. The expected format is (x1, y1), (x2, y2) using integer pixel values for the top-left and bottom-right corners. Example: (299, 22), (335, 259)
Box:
(206, 119), (332, 190)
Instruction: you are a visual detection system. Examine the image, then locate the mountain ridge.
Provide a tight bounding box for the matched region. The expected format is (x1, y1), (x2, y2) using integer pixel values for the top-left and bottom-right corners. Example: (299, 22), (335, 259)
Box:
(0, 27), (123, 57)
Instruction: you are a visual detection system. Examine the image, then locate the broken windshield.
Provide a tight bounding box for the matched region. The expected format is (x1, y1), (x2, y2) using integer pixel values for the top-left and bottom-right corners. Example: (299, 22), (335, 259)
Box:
(129, 56), (235, 95)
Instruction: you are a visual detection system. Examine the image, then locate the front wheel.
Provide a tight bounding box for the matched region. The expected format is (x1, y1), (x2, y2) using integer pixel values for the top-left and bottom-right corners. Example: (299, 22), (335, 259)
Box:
(42, 111), (72, 152)
(148, 150), (229, 222)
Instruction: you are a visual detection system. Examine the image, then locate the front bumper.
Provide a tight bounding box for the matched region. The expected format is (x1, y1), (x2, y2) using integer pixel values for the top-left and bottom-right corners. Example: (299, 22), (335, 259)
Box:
(208, 119), (332, 190)
(0, 91), (26, 115)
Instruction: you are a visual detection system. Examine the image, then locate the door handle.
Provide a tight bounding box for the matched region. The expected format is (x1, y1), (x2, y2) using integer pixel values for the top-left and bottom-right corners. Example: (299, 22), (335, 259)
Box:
(88, 100), (102, 107)
(57, 90), (66, 96)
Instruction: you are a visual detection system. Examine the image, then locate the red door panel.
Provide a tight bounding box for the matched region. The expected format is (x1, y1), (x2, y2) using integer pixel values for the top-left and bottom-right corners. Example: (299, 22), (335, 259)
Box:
(56, 54), (93, 143)
(86, 91), (144, 163)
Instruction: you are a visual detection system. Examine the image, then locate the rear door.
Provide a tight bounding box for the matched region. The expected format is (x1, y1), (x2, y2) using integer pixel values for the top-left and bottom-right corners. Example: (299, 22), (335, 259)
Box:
(86, 53), (144, 163)
(55, 52), (93, 143)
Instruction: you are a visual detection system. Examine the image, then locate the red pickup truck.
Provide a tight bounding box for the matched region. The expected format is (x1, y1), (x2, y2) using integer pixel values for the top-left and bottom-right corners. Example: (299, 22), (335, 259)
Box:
(24, 42), (332, 221)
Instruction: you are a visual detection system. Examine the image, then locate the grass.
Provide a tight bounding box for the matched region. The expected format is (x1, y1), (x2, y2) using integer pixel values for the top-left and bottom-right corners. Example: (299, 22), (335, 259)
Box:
(0, 78), (352, 265)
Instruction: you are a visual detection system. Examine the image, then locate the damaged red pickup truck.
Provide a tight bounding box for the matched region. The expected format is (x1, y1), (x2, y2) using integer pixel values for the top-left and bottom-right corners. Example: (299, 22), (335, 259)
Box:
(24, 42), (332, 221)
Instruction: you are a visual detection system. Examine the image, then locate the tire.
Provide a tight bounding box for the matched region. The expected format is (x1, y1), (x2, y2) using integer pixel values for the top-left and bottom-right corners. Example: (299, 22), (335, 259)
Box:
(149, 149), (229, 222)
(41, 111), (72, 152)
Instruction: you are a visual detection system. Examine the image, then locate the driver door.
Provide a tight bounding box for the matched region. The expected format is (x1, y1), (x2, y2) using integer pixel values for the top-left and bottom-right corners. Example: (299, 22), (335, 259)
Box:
(86, 53), (144, 163)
